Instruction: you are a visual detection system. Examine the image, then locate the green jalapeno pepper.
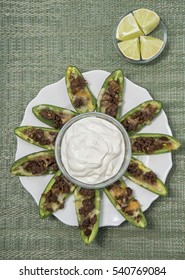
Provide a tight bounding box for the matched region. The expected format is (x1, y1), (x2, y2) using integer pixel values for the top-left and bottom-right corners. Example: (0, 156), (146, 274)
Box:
(65, 66), (96, 113)
(39, 170), (76, 218)
(32, 104), (77, 129)
(74, 187), (100, 245)
(97, 69), (124, 119)
(119, 100), (162, 135)
(130, 133), (181, 155)
(124, 157), (167, 196)
(14, 126), (59, 149)
(104, 179), (147, 228)
(10, 150), (58, 176)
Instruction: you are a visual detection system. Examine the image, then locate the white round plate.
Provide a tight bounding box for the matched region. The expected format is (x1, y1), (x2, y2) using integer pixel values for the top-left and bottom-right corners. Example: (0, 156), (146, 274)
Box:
(15, 70), (172, 227)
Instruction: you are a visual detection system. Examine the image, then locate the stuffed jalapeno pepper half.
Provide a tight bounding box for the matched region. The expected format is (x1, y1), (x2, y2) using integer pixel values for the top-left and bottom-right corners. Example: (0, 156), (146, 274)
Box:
(32, 104), (77, 129)
(124, 157), (167, 196)
(14, 126), (59, 149)
(119, 100), (162, 135)
(104, 180), (147, 228)
(39, 170), (76, 218)
(74, 188), (100, 245)
(65, 66), (96, 113)
(10, 150), (58, 176)
(97, 69), (124, 119)
(130, 133), (181, 155)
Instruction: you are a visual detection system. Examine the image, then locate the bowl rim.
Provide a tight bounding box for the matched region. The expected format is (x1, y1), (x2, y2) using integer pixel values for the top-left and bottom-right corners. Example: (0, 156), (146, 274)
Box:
(55, 112), (132, 189)
(112, 9), (167, 64)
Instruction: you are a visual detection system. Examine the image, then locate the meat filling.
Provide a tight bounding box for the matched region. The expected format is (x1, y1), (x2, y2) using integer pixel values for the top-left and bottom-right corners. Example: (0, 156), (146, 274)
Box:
(122, 104), (158, 132)
(127, 162), (157, 185)
(70, 75), (87, 94)
(143, 171), (157, 185)
(40, 109), (73, 129)
(24, 156), (58, 175)
(79, 188), (95, 198)
(131, 136), (170, 154)
(101, 80), (120, 118)
(24, 160), (46, 175)
(69, 75), (88, 108)
(108, 181), (141, 220)
(79, 198), (95, 216)
(73, 97), (85, 108)
(24, 128), (57, 146)
(43, 176), (72, 212)
(78, 189), (96, 236)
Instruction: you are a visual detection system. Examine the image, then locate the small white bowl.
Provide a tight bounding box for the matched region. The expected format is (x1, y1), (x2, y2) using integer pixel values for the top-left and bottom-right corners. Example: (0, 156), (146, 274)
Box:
(55, 112), (131, 189)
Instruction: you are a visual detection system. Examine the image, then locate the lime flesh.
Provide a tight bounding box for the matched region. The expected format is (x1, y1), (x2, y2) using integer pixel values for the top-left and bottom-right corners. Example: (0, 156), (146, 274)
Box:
(118, 38), (140, 60)
(140, 36), (164, 60)
(116, 13), (143, 41)
(133, 8), (160, 35)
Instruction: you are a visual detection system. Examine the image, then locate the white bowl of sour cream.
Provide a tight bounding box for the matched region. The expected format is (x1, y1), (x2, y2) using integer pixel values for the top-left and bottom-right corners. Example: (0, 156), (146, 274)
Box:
(55, 112), (131, 189)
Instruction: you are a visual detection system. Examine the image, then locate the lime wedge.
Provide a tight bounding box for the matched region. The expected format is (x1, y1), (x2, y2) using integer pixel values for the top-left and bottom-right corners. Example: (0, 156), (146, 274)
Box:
(118, 38), (140, 60)
(133, 8), (160, 35)
(140, 36), (164, 60)
(116, 13), (144, 41)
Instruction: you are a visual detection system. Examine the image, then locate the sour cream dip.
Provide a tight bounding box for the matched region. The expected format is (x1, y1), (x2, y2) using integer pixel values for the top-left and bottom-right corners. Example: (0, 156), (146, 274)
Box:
(61, 116), (125, 184)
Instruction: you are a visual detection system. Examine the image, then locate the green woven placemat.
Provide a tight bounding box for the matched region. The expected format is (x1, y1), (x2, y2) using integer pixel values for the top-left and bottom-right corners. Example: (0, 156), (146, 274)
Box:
(0, 0), (184, 260)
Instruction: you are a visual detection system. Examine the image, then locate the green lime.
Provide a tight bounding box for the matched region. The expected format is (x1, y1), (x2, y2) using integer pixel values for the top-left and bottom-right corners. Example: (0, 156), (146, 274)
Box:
(118, 38), (140, 60)
(140, 36), (164, 60)
(133, 8), (160, 35)
(116, 13), (143, 41)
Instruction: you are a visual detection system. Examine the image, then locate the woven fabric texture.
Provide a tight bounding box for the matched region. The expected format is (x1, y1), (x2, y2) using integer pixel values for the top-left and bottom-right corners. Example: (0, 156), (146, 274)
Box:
(0, 0), (185, 260)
